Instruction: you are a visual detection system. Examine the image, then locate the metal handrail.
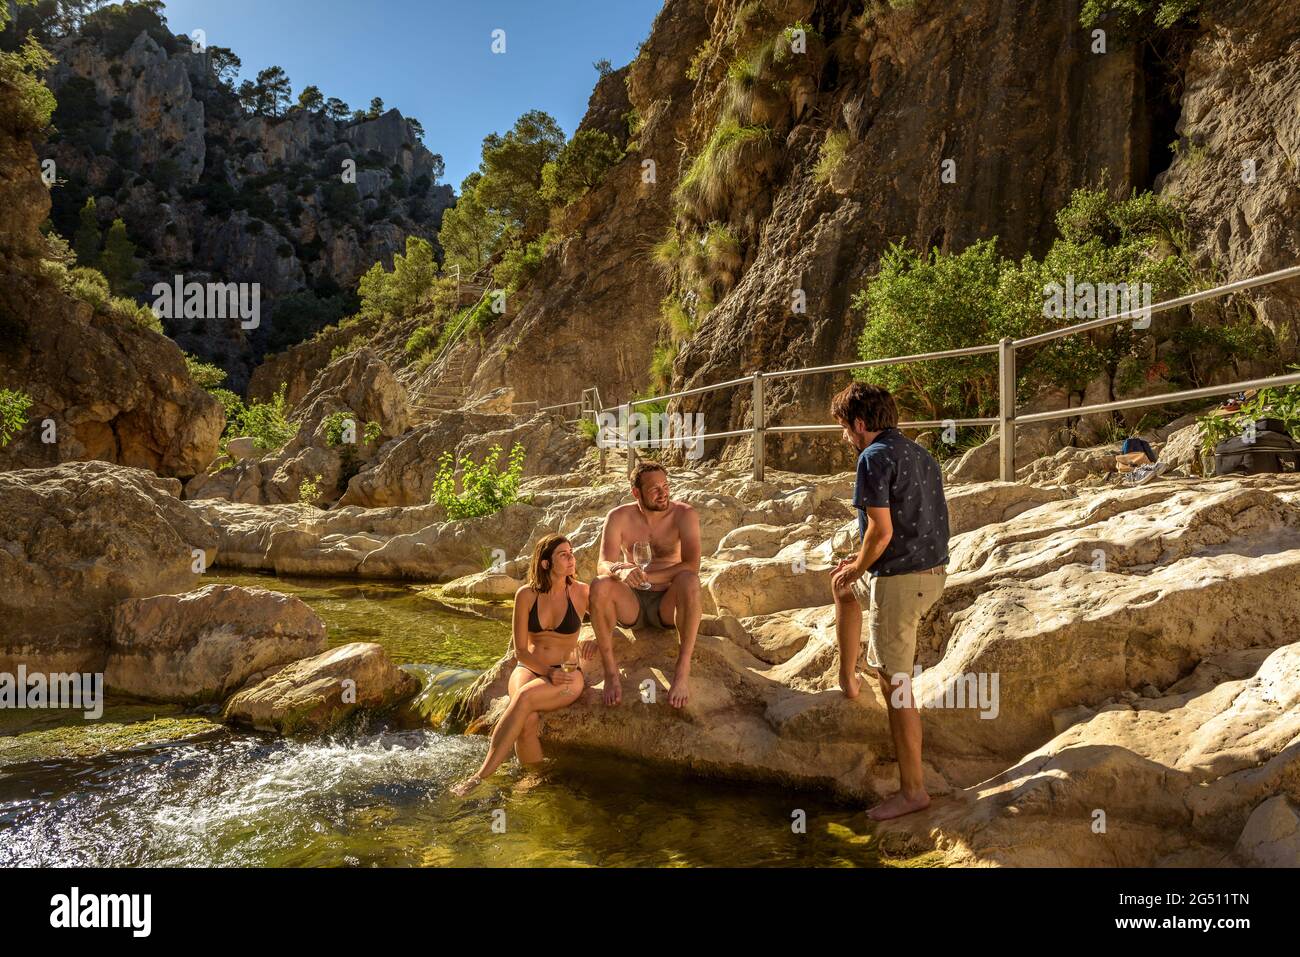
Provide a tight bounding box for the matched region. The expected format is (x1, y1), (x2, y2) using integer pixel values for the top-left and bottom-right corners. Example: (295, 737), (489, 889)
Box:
(575, 266), (1300, 481)
(1015, 372), (1300, 424)
(432, 285), (493, 367)
(1014, 264), (1300, 349)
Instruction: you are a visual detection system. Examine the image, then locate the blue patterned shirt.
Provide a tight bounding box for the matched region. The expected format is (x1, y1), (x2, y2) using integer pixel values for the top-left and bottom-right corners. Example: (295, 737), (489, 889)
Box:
(854, 428), (950, 576)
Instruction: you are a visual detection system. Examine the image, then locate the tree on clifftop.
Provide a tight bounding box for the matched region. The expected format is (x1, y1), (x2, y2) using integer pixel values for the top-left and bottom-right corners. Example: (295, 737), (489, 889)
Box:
(256, 65), (291, 116)
(208, 45), (241, 90)
(474, 109), (566, 236)
(323, 96), (350, 122)
(296, 84), (324, 113)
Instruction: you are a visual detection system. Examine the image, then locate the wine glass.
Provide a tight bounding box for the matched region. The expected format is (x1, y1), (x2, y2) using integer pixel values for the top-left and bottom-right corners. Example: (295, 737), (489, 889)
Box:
(632, 541), (653, 590)
(561, 645), (580, 674)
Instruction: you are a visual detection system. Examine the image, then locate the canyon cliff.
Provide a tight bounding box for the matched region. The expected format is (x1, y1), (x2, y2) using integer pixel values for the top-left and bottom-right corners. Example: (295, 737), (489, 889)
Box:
(451, 0), (1299, 472)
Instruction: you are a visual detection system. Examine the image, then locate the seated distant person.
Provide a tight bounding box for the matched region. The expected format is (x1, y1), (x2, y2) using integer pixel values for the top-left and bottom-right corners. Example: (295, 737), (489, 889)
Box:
(587, 462), (702, 708)
(451, 534), (590, 796)
(827, 382), (950, 822)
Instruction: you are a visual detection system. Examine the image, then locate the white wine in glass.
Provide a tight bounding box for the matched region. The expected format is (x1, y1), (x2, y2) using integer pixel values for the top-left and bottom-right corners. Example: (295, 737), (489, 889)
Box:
(632, 541), (653, 590)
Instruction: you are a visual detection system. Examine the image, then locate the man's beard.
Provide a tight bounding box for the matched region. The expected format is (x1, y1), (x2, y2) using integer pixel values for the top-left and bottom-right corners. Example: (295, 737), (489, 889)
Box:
(642, 496), (670, 511)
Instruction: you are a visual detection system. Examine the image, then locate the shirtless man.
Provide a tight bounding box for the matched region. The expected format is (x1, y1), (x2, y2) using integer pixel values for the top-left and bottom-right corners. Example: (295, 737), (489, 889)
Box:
(588, 462), (702, 708)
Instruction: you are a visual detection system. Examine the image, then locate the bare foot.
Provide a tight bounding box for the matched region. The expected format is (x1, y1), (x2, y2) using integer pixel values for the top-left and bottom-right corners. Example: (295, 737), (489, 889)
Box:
(668, 674), (690, 708)
(867, 791), (930, 821)
(840, 670), (860, 699)
(450, 774), (483, 798)
(602, 665), (622, 706)
(515, 771), (546, 792)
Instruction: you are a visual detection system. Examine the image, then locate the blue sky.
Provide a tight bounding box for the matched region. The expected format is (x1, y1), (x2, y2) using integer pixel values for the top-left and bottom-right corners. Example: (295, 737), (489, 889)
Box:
(159, 0), (663, 188)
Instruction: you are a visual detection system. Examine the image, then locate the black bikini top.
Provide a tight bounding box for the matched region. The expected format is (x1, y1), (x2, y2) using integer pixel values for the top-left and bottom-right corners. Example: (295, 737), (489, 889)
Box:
(528, 584), (581, 635)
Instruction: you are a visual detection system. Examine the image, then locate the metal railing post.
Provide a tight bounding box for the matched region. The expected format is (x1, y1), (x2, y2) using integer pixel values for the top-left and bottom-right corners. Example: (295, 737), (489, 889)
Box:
(623, 403), (637, 480)
(597, 410), (607, 474)
(998, 337), (1016, 482)
(752, 372), (765, 481)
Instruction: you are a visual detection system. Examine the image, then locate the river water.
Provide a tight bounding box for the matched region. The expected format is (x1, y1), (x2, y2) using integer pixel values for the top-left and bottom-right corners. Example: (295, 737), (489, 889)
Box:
(0, 571), (889, 867)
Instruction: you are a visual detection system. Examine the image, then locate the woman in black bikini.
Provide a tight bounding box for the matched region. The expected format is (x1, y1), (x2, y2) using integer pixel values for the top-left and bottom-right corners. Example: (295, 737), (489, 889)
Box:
(451, 534), (592, 795)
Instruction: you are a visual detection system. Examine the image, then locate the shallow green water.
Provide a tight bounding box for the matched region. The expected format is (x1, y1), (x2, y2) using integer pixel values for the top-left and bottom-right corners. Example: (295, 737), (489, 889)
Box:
(211, 570), (512, 669)
(0, 571), (887, 867)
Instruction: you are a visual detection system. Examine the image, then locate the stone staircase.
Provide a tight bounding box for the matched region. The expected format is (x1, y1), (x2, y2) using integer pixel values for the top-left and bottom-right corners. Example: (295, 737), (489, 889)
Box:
(408, 348), (471, 423)
(405, 279), (492, 424)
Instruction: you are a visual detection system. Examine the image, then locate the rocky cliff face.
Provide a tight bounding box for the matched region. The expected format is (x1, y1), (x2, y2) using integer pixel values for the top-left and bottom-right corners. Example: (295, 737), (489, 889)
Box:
(1, 40), (223, 478)
(461, 0), (1299, 472)
(40, 15), (453, 390)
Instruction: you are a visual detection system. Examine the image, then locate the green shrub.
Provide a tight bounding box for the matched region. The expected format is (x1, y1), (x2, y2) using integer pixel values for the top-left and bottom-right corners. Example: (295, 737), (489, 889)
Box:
(650, 341), (679, 390)
(0, 388), (34, 447)
(539, 129), (623, 206)
(675, 120), (773, 221)
(106, 295), (162, 333)
(704, 223), (741, 275)
(1169, 318), (1270, 388)
(357, 236), (445, 321)
(67, 266), (111, 310)
(184, 354), (227, 390)
(210, 388), (244, 421)
(431, 442), (527, 519)
(322, 411), (380, 448)
(323, 410), (356, 446)
(298, 473), (325, 504)
(99, 218), (140, 295)
(1079, 0), (1201, 29)
(493, 230), (553, 291)
(660, 296), (696, 340)
(405, 324), (439, 355)
(814, 131), (850, 184)
(652, 228), (683, 276)
(227, 385), (296, 451)
(0, 35), (56, 135)
(851, 187), (1195, 422)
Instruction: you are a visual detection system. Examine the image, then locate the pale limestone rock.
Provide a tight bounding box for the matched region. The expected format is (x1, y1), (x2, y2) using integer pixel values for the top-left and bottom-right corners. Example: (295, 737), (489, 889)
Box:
(1, 462), (219, 673)
(106, 584), (326, 702)
(222, 642), (419, 735)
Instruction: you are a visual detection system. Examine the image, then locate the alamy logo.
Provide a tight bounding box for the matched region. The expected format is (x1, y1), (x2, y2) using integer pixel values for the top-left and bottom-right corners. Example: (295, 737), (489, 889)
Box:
(0, 667), (102, 719)
(151, 275), (261, 329)
(49, 887), (151, 937)
(889, 667), (1000, 719)
(1043, 275), (1152, 329)
(595, 410), (706, 460)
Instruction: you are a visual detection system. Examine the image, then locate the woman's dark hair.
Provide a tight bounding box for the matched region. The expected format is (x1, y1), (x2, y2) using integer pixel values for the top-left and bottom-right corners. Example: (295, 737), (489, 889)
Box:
(527, 533), (573, 592)
(830, 382), (898, 432)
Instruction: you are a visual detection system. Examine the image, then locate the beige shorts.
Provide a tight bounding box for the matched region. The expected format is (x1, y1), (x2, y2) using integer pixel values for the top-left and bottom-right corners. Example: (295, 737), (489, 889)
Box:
(850, 568), (947, 680)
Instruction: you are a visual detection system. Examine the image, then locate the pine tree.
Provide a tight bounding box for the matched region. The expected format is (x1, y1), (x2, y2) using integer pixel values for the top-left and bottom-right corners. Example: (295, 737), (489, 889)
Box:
(297, 84), (323, 112)
(73, 196), (100, 268)
(323, 97), (350, 123)
(256, 66), (291, 116)
(99, 218), (139, 296)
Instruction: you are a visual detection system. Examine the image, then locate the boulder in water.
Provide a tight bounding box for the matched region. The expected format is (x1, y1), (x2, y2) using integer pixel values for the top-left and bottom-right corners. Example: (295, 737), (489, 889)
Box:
(222, 641), (420, 735)
(106, 584), (327, 703)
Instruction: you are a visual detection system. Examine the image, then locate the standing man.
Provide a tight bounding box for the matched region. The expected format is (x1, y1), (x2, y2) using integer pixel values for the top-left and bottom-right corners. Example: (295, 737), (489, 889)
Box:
(829, 382), (949, 821)
(588, 462), (702, 709)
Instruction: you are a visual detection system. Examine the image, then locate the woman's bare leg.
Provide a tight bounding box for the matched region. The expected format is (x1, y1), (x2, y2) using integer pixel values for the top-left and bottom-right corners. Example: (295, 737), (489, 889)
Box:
(452, 672), (581, 794)
(515, 713), (543, 764)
